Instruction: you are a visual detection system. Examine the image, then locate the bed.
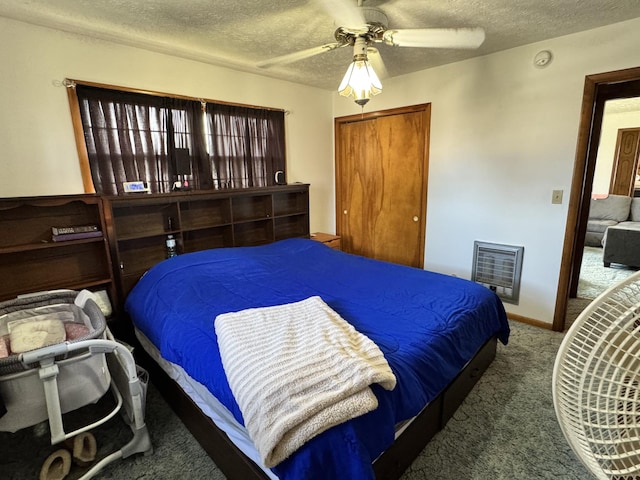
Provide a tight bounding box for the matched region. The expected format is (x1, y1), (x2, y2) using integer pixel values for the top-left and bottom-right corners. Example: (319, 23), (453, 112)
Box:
(124, 238), (510, 479)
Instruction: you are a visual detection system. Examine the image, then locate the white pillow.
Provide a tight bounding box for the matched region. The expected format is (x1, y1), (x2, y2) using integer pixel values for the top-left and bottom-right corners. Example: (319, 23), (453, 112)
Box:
(8, 316), (66, 353)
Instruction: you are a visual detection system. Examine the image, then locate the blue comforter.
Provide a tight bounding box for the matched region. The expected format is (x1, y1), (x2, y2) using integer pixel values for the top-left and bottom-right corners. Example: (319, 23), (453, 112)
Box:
(126, 238), (509, 479)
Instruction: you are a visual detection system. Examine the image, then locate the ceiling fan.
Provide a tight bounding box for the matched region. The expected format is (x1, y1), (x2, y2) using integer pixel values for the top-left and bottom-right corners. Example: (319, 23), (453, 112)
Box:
(256, 0), (486, 106)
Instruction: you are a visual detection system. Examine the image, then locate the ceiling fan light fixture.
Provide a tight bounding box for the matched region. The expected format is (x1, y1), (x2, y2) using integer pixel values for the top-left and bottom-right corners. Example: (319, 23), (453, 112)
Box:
(338, 59), (382, 106)
(338, 37), (382, 106)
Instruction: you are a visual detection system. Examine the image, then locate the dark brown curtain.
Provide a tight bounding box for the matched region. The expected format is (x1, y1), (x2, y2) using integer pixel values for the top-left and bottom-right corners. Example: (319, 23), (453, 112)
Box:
(165, 98), (212, 190)
(77, 86), (167, 194)
(206, 104), (285, 189)
(76, 85), (284, 194)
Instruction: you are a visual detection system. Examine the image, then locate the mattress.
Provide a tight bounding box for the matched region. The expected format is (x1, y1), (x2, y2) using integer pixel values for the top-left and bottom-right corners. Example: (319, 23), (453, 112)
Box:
(135, 328), (278, 480)
(125, 238), (510, 479)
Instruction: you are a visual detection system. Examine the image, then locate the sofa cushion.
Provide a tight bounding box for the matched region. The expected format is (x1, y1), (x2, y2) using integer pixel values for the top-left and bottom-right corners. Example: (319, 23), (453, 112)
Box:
(589, 194), (632, 222)
(587, 219), (618, 234)
(630, 198), (640, 222)
(615, 220), (640, 231)
(585, 232), (604, 247)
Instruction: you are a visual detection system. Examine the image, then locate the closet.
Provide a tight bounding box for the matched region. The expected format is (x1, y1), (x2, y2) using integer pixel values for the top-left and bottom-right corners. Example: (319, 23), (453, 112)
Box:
(335, 104), (430, 268)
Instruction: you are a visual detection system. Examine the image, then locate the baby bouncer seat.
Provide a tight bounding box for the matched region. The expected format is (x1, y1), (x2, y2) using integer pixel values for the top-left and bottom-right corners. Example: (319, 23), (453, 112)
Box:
(0, 290), (151, 479)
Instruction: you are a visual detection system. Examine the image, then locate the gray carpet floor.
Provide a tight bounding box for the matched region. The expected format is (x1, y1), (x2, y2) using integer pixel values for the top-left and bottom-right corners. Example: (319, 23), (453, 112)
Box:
(578, 246), (637, 299)
(1, 320), (592, 480)
(400, 321), (589, 480)
(564, 245), (637, 331)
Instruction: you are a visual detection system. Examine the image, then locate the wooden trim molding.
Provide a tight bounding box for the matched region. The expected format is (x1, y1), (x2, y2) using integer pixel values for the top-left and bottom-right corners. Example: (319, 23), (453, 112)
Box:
(65, 78), (286, 113)
(553, 66), (640, 332)
(66, 85), (95, 194)
(335, 102), (430, 124)
(507, 312), (553, 330)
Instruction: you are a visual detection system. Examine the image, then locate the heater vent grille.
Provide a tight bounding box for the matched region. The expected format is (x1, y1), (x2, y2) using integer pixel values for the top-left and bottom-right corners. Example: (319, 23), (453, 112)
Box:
(472, 241), (524, 304)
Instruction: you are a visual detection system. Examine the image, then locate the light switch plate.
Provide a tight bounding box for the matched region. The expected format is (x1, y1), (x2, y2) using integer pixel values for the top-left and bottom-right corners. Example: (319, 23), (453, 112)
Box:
(552, 190), (563, 204)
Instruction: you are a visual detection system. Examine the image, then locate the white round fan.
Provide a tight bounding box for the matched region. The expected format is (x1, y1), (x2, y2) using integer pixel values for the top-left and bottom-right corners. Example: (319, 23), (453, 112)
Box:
(256, 0), (485, 70)
(553, 270), (640, 479)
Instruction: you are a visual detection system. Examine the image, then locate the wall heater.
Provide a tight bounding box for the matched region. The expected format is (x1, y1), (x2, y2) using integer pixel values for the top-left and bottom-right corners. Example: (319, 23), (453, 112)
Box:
(472, 241), (524, 304)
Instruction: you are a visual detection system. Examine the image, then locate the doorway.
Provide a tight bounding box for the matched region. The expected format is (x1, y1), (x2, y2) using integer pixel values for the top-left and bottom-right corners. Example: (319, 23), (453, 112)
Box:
(554, 67), (640, 332)
(576, 109), (640, 301)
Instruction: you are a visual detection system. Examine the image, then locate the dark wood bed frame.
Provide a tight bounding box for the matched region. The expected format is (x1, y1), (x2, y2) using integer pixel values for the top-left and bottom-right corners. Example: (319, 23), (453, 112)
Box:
(1, 191), (499, 480)
(101, 185), (500, 479)
(119, 320), (497, 480)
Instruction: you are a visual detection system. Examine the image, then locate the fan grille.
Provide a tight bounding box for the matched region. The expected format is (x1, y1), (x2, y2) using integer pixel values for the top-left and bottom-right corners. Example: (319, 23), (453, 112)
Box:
(553, 272), (640, 479)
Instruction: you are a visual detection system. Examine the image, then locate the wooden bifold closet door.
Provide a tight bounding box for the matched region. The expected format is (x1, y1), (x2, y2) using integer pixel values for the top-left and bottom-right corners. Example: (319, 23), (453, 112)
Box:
(335, 104), (430, 268)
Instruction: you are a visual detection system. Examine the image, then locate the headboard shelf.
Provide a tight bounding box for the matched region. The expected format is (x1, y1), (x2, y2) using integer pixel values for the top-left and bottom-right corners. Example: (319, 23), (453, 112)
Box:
(0, 194), (115, 304)
(0, 187), (309, 312)
(103, 185), (310, 308)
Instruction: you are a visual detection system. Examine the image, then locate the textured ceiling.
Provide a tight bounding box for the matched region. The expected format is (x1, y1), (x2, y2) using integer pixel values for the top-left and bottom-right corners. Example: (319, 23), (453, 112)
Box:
(606, 97), (640, 114)
(2, 0), (640, 91)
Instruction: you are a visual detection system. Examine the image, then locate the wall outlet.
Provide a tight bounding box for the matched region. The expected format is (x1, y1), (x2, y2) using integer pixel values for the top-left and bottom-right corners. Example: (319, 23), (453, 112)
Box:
(552, 190), (563, 204)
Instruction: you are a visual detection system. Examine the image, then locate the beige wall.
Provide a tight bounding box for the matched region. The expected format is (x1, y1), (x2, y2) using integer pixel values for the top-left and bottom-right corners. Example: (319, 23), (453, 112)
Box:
(0, 16), (335, 232)
(334, 17), (640, 325)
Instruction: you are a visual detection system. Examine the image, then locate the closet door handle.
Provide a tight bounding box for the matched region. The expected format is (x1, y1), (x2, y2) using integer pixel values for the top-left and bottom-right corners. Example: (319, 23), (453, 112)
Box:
(413, 216), (419, 222)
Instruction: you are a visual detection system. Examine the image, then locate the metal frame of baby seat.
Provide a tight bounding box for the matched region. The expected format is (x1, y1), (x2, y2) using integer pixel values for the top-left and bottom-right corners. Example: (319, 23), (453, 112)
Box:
(0, 291), (152, 479)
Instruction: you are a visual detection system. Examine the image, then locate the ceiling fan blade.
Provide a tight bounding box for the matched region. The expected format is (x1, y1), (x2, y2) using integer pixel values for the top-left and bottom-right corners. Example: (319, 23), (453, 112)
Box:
(315, 0), (367, 29)
(367, 47), (388, 80)
(383, 27), (485, 49)
(257, 42), (345, 69)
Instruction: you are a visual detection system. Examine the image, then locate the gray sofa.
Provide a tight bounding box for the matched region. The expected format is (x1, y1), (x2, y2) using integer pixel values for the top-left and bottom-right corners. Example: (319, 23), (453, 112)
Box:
(586, 194), (640, 267)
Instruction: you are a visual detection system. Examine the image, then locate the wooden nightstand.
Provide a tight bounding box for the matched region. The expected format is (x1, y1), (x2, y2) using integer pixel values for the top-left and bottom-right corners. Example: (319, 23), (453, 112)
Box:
(311, 232), (341, 250)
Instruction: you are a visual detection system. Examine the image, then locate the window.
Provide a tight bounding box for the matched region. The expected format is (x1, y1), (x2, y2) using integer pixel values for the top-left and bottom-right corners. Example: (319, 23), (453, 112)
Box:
(70, 83), (285, 195)
(206, 104), (285, 189)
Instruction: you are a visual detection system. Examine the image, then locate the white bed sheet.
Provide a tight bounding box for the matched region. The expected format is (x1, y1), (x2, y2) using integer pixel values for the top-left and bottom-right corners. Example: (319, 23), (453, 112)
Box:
(134, 328), (278, 480)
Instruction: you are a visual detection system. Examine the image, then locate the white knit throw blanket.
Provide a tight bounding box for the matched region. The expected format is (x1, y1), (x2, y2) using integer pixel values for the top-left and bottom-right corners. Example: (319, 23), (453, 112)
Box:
(214, 296), (397, 468)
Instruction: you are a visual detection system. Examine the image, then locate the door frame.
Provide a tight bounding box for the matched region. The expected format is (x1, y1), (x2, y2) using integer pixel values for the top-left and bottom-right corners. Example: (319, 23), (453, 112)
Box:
(334, 103), (430, 268)
(554, 66), (640, 331)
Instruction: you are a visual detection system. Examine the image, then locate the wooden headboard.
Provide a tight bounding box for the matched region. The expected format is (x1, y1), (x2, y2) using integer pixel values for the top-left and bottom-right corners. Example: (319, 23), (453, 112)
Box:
(102, 185), (309, 310)
(0, 194), (115, 304)
(0, 185), (309, 316)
